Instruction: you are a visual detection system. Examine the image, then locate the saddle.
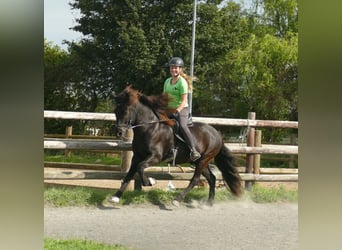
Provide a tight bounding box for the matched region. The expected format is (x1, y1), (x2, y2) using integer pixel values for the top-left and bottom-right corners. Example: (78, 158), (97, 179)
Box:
(172, 121), (185, 143)
(157, 111), (193, 164)
(156, 112), (185, 142)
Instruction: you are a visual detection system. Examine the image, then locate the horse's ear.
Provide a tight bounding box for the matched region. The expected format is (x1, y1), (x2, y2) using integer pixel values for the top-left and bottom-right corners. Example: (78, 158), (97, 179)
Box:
(111, 91), (116, 98)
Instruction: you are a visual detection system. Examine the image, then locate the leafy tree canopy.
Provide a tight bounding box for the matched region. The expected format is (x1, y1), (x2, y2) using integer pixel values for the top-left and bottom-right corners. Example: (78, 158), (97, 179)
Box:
(44, 0), (298, 140)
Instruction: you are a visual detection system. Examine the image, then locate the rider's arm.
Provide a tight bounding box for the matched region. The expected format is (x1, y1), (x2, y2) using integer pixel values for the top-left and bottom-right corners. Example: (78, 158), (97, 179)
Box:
(176, 93), (188, 113)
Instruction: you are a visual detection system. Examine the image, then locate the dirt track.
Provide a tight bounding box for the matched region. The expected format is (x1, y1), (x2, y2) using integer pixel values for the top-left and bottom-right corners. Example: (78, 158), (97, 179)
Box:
(44, 199), (298, 250)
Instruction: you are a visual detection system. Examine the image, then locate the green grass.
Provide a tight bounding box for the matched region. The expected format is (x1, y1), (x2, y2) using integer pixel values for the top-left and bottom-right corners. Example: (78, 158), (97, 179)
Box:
(44, 238), (129, 250)
(44, 186), (110, 207)
(44, 184), (297, 207)
(44, 153), (121, 165)
(249, 183), (298, 203)
(44, 152), (192, 167)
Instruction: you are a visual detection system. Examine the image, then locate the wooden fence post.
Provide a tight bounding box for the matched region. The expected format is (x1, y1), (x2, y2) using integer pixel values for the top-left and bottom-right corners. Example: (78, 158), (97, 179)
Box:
(120, 128), (135, 190)
(254, 130), (262, 175)
(65, 126), (72, 158)
(245, 112), (255, 191)
(289, 133), (296, 168)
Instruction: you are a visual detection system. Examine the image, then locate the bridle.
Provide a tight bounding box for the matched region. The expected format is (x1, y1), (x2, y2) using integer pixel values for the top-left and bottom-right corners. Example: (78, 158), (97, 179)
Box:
(115, 103), (174, 134)
(115, 105), (136, 132)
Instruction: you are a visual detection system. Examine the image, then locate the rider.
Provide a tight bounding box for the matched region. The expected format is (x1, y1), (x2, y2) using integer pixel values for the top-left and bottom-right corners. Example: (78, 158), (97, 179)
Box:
(163, 57), (201, 161)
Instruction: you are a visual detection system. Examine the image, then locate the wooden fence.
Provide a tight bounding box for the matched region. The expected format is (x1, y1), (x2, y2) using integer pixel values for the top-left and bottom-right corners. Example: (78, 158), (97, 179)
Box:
(44, 110), (298, 189)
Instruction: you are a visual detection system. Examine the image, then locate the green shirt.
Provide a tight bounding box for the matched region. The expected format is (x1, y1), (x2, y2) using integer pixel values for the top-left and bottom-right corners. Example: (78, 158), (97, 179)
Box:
(163, 76), (188, 109)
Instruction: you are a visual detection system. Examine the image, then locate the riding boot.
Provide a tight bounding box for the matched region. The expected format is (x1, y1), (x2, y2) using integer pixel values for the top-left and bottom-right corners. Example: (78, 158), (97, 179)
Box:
(183, 136), (201, 161)
(182, 132), (201, 161)
(190, 148), (201, 161)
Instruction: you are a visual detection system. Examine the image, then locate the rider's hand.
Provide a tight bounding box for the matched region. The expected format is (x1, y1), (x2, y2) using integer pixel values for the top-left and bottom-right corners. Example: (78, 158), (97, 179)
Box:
(172, 110), (180, 120)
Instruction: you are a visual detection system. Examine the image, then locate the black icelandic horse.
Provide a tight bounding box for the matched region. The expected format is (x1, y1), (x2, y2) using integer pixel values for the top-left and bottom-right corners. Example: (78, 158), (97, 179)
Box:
(110, 85), (242, 206)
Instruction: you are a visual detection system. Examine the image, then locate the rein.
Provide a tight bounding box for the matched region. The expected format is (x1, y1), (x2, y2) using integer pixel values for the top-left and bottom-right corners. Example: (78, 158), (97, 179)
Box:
(123, 119), (175, 129)
(116, 92), (175, 130)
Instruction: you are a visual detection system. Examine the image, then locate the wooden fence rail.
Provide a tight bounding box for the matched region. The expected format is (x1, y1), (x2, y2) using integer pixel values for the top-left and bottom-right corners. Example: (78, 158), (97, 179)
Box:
(44, 162), (299, 174)
(44, 139), (298, 155)
(44, 110), (299, 186)
(44, 162), (298, 182)
(44, 110), (298, 128)
(44, 171), (298, 182)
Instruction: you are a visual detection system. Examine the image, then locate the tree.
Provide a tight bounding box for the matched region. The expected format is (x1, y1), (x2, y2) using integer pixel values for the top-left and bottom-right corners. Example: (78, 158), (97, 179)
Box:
(193, 1), (251, 117)
(44, 40), (73, 111)
(68, 0), (198, 95)
(225, 32), (297, 141)
(44, 0), (298, 137)
(44, 40), (83, 134)
(249, 0), (298, 38)
(227, 33), (297, 119)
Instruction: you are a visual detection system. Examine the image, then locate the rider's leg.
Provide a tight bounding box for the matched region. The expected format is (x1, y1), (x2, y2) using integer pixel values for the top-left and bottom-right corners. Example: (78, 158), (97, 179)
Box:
(178, 108), (201, 161)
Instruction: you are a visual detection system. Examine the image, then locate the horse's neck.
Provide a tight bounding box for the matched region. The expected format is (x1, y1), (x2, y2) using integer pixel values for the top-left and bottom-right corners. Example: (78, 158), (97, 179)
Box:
(135, 102), (159, 123)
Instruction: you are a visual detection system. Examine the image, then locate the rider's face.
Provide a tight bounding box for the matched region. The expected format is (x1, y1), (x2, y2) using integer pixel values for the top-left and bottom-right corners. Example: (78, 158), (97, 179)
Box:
(170, 65), (181, 77)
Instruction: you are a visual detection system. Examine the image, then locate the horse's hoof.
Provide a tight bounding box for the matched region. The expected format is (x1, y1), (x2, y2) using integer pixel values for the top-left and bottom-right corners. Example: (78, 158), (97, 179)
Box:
(109, 196), (120, 203)
(148, 177), (156, 186)
(172, 200), (180, 207)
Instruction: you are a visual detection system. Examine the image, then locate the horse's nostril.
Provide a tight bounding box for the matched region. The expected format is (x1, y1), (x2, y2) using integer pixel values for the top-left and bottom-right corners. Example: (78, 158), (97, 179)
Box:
(117, 132), (122, 138)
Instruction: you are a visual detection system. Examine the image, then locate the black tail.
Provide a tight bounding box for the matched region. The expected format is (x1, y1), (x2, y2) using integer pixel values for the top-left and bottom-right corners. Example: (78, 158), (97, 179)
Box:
(214, 145), (243, 196)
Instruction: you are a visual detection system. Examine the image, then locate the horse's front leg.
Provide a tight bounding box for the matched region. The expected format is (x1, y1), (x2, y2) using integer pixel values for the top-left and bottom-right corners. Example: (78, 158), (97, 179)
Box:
(110, 157), (139, 203)
(137, 153), (162, 186)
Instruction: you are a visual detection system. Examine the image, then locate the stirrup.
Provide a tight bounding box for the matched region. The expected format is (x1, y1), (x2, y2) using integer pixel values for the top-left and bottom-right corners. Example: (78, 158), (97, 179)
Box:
(190, 150), (201, 161)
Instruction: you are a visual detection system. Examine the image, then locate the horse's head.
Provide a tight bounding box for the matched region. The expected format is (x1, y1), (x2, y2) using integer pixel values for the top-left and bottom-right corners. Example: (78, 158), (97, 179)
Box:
(113, 84), (141, 138)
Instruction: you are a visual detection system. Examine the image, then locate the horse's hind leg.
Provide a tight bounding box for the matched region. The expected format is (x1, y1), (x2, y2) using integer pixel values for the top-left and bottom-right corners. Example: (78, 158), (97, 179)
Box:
(173, 164), (203, 206)
(201, 167), (216, 206)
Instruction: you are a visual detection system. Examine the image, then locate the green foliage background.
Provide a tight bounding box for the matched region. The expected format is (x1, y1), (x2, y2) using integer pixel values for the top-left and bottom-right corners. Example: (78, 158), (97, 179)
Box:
(44, 0), (298, 142)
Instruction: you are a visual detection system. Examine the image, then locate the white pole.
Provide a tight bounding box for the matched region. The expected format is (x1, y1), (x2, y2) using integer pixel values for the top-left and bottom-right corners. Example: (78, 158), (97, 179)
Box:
(188, 0), (197, 122)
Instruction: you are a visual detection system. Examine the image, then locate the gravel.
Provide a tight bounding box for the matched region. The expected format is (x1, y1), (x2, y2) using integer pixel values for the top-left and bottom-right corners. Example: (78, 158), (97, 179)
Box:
(44, 200), (298, 250)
